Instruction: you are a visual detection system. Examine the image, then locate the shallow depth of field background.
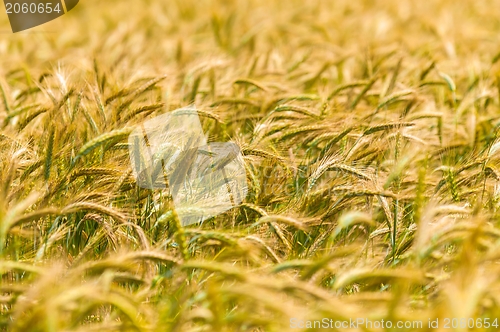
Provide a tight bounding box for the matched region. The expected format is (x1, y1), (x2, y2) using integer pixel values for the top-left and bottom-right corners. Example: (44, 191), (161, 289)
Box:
(1, 0), (500, 331)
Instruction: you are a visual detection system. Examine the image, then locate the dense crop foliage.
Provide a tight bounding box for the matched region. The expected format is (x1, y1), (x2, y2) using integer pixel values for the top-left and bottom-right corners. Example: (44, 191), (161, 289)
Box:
(1, 0), (500, 330)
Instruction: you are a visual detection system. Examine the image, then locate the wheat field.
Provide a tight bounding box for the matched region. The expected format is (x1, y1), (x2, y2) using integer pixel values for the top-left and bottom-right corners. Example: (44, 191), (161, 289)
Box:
(1, 0), (500, 331)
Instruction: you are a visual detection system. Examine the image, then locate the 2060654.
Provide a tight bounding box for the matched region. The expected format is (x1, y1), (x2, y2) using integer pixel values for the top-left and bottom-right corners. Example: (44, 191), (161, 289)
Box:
(443, 318), (498, 329)
(5, 2), (62, 14)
